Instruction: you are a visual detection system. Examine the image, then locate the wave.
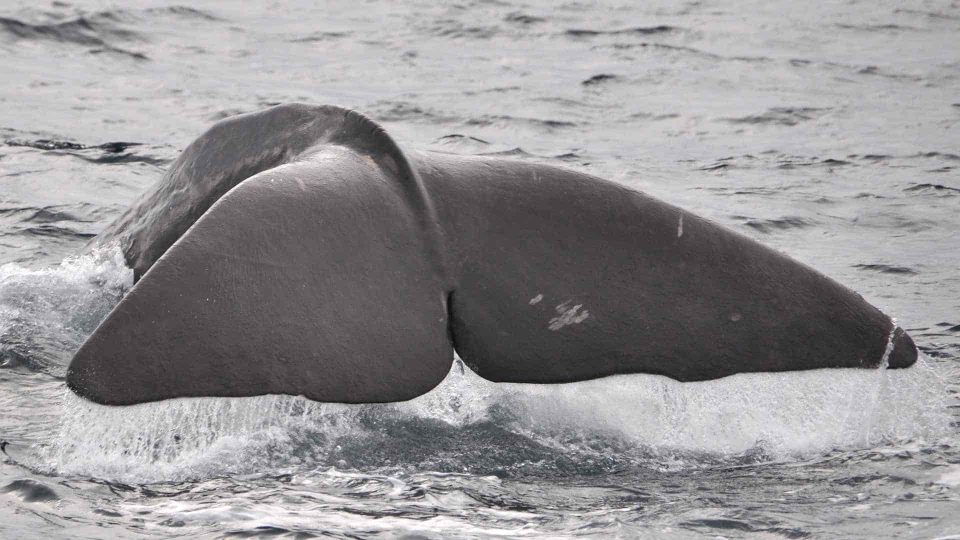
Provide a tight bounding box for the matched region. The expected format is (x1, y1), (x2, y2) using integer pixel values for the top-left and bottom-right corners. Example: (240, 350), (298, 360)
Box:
(433, 134), (490, 145)
(503, 13), (546, 25)
(425, 19), (499, 39)
(465, 115), (577, 130)
(853, 264), (919, 275)
(565, 25), (677, 37)
(0, 15), (140, 47)
(430, 134), (492, 154)
(0, 6), (214, 58)
(739, 216), (816, 233)
(581, 73), (619, 86)
(289, 31), (352, 43)
(696, 153), (856, 172)
(0, 479), (59, 502)
(0, 205), (91, 224)
(5, 139), (168, 166)
(599, 41), (772, 64)
(723, 107), (831, 127)
(142, 6), (221, 21)
(836, 23), (921, 32)
(7, 139), (141, 152)
(22, 224), (96, 240)
(369, 102), (458, 124)
(894, 8), (960, 21)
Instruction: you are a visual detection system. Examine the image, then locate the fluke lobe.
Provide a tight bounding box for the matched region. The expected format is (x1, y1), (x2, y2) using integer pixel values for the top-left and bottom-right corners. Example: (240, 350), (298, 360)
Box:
(66, 104), (917, 406)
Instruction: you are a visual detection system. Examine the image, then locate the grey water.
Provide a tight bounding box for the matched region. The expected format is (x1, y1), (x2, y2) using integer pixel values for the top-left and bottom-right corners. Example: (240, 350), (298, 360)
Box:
(1, 0), (959, 537)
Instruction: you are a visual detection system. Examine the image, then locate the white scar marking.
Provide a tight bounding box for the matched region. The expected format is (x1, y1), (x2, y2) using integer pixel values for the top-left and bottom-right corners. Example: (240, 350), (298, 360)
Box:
(880, 318), (899, 368)
(677, 213), (684, 238)
(529, 293), (543, 305)
(549, 301), (589, 331)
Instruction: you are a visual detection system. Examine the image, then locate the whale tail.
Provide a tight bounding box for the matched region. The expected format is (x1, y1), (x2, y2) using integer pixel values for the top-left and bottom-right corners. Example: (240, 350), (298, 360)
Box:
(66, 104), (916, 406)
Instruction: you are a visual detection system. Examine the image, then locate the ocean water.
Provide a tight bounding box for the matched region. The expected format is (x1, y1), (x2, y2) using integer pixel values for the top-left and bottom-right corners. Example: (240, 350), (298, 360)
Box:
(1, 0), (959, 538)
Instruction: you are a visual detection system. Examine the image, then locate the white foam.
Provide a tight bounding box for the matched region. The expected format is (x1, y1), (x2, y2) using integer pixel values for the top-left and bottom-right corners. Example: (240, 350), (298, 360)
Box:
(38, 354), (953, 483)
(497, 357), (952, 459)
(0, 245), (132, 371)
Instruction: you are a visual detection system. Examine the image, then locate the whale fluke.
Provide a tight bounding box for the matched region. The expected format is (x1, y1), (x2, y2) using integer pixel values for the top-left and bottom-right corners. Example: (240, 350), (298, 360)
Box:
(67, 104), (916, 406)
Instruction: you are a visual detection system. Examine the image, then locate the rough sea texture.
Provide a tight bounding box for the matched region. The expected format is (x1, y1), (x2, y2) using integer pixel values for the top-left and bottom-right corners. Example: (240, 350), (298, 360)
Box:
(1, 1), (959, 538)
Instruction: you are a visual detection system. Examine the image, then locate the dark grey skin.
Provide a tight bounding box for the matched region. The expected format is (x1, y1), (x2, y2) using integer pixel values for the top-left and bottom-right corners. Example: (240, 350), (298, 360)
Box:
(66, 104), (917, 406)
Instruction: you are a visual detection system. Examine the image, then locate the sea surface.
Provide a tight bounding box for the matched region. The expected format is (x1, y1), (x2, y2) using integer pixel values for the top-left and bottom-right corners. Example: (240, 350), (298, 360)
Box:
(1, 0), (959, 538)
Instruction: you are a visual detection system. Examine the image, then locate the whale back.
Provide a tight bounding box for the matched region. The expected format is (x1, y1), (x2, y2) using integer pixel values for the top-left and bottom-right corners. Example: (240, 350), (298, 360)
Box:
(66, 104), (916, 406)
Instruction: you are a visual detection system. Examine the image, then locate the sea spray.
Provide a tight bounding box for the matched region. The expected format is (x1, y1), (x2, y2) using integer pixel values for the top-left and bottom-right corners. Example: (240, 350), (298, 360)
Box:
(40, 357), (952, 482)
(0, 245), (131, 373)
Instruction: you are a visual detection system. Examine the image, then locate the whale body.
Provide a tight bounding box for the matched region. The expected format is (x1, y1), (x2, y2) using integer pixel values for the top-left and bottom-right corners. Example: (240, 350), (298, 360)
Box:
(65, 104), (917, 406)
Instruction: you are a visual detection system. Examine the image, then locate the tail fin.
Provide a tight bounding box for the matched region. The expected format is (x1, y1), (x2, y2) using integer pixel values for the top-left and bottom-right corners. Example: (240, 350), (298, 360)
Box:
(69, 115), (452, 405)
(95, 104), (446, 284)
(68, 106), (915, 406)
(415, 151), (914, 383)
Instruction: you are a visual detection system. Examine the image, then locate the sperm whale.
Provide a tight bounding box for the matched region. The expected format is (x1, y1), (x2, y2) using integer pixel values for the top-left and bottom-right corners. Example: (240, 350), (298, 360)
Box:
(65, 103), (917, 405)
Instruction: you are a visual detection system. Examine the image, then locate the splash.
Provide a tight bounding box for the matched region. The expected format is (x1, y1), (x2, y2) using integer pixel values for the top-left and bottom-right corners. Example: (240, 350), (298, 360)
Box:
(0, 245), (132, 374)
(38, 355), (952, 483)
(500, 357), (951, 458)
